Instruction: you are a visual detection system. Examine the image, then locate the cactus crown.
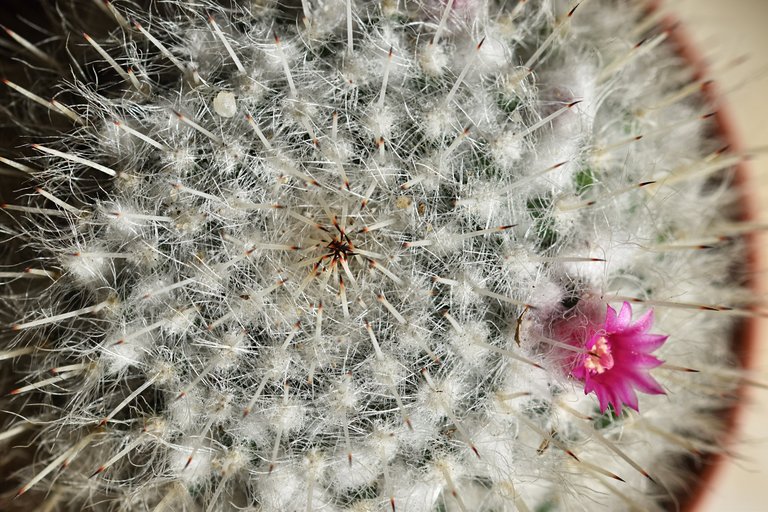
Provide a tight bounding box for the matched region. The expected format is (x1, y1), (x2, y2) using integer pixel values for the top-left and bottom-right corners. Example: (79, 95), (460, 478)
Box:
(0, 0), (749, 511)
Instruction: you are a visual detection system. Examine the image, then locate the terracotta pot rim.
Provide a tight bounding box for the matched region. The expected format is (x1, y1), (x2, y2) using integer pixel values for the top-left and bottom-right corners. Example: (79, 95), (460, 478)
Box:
(649, 1), (760, 511)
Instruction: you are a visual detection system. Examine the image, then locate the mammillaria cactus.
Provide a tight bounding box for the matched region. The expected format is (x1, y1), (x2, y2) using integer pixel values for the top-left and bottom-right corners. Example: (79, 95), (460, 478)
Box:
(0, 0), (757, 510)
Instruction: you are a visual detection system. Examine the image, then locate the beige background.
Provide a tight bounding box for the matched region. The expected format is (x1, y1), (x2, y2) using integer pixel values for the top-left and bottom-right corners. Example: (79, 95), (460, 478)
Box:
(668, 0), (768, 510)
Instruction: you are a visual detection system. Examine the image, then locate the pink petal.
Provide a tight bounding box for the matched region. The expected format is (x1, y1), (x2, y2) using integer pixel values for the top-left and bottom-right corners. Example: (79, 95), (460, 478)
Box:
(633, 334), (668, 351)
(628, 372), (665, 395)
(605, 303), (632, 332)
(614, 381), (639, 412)
(571, 364), (587, 380)
(625, 353), (664, 369)
(605, 386), (624, 415)
(616, 302), (633, 329)
(627, 308), (654, 334)
(591, 385), (610, 413)
(603, 304), (620, 332)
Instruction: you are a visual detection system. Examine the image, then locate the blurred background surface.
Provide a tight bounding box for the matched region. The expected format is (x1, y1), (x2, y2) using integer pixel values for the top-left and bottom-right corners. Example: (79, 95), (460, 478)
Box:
(670, 0), (768, 510)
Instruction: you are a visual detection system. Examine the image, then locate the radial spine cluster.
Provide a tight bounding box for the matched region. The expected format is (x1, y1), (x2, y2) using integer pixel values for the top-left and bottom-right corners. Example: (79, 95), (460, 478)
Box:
(0, 0), (751, 511)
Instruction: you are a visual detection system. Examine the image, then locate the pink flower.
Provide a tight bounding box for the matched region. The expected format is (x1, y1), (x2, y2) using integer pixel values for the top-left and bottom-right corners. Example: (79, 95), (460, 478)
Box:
(570, 302), (667, 414)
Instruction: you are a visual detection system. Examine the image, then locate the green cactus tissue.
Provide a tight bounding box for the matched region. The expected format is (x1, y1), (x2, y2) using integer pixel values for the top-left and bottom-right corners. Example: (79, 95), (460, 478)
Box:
(0, 0), (755, 510)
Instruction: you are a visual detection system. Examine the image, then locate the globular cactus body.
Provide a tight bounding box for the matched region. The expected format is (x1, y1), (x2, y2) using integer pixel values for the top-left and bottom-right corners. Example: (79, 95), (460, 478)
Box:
(0, 1), (751, 511)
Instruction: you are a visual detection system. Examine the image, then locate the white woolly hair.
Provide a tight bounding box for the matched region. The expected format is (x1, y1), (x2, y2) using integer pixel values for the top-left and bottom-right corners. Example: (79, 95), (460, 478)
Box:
(0, 0), (752, 511)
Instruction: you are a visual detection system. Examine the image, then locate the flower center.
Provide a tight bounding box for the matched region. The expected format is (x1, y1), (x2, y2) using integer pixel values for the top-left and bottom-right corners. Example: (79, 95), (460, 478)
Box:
(584, 336), (614, 374)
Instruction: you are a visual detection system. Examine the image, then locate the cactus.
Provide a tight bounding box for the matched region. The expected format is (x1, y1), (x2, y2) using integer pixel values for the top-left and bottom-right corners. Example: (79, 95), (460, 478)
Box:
(0, 0), (754, 510)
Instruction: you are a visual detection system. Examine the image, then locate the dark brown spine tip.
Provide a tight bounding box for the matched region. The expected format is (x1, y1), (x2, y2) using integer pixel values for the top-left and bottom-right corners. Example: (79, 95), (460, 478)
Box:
(634, 135), (644, 141)
(716, 144), (731, 155)
(90, 466), (106, 478)
(567, 100), (583, 108)
(476, 37), (486, 50)
(568, 3), (581, 17)
(638, 181), (656, 187)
